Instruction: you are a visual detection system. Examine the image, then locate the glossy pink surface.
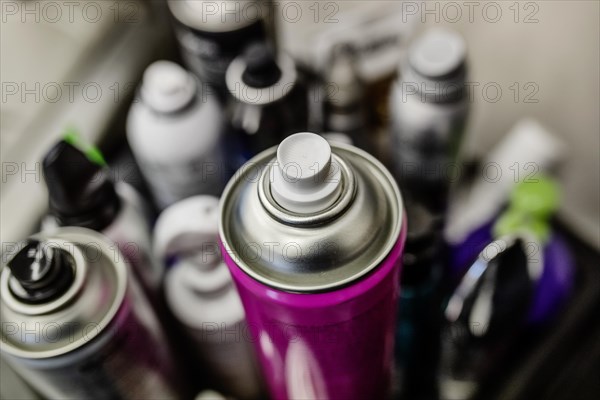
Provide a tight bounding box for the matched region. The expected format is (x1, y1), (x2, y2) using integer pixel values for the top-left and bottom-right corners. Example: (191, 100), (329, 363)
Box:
(221, 224), (406, 400)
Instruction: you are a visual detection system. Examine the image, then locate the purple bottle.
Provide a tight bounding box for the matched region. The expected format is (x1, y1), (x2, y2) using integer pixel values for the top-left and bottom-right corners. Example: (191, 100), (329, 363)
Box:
(219, 133), (406, 399)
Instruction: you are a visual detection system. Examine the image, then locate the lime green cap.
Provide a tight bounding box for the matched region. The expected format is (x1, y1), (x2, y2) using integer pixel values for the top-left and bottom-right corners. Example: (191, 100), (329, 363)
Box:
(63, 127), (106, 166)
(493, 175), (560, 243)
(510, 176), (560, 218)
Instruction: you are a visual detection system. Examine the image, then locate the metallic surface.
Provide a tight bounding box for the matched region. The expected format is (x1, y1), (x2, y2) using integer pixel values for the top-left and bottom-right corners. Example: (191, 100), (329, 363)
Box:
(220, 138), (405, 399)
(220, 142), (403, 292)
(0, 228), (180, 399)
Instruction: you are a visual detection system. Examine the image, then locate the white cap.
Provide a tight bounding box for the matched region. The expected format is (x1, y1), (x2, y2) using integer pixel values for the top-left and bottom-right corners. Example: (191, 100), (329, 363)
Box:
(408, 28), (466, 78)
(153, 196), (221, 262)
(141, 61), (196, 114)
(168, 0), (260, 32)
(271, 133), (342, 214)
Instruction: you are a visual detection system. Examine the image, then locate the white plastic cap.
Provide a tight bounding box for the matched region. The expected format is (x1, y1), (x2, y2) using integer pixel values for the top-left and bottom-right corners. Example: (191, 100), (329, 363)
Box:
(409, 28), (466, 78)
(168, 0), (259, 32)
(141, 61), (196, 113)
(153, 196), (221, 262)
(271, 133), (342, 214)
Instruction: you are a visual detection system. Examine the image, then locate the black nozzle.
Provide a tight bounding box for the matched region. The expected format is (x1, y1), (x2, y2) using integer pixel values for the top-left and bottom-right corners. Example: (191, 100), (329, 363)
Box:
(7, 240), (75, 304)
(458, 239), (533, 342)
(242, 42), (282, 88)
(43, 141), (120, 231)
(486, 239), (532, 337)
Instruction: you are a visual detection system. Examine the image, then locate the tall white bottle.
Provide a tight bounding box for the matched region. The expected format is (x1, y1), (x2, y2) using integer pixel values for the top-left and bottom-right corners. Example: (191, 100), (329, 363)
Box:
(154, 196), (263, 400)
(127, 61), (224, 210)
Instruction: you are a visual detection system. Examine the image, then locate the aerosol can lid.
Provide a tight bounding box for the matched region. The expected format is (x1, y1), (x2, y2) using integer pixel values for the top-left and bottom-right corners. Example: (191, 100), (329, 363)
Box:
(141, 61), (196, 114)
(43, 141), (120, 231)
(271, 133), (343, 214)
(408, 28), (466, 79)
(0, 229), (127, 359)
(168, 0), (261, 32)
(6, 240), (75, 304)
(220, 132), (404, 292)
(242, 42), (282, 88)
(154, 196), (221, 263)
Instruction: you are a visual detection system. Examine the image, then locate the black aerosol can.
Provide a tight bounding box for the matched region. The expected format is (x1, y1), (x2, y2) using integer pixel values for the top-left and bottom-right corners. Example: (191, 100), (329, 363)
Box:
(168, 0), (272, 100)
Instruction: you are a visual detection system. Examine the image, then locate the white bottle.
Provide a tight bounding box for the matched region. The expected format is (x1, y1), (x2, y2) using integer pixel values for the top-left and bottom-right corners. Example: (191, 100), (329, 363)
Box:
(127, 60), (225, 210)
(154, 196), (263, 400)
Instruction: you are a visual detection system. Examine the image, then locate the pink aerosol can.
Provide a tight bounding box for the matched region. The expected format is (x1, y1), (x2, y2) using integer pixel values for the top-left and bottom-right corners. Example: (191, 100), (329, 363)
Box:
(219, 132), (406, 399)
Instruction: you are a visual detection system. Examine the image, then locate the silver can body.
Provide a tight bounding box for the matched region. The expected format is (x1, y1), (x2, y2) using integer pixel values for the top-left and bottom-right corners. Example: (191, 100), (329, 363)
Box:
(0, 228), (180, 399)
(389, 82), (468, 197)
(389, 28), (469, 212)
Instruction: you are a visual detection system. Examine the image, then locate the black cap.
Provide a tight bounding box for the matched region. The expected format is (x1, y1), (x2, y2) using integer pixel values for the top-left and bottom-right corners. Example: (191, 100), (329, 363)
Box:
(242, 42), (282, 88)
(7, 240), (75, 304)
(43, 141), (120, 231)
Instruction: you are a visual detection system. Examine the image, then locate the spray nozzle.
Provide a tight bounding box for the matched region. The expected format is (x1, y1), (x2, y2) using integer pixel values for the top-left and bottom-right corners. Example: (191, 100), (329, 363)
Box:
(43, 140), (120, 230)
(6, 240), (75, 304)
(242, 42), (282, 88)
(271, 133), (343, 214)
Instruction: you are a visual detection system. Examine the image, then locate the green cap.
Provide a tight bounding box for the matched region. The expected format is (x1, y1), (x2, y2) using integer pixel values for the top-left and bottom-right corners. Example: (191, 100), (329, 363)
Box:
(63, 127), (106, 166)
(493, 175), (560, 243)
(510, 176), (560, 218)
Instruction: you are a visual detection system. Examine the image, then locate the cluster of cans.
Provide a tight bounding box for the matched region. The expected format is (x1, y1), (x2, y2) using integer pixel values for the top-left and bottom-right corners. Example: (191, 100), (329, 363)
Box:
(0, 2), (574, 400)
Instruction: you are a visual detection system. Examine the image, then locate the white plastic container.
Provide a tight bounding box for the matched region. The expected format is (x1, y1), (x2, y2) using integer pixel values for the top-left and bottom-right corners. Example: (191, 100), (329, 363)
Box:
(127, 61), (225, 210)
(154, 196), (263, 400)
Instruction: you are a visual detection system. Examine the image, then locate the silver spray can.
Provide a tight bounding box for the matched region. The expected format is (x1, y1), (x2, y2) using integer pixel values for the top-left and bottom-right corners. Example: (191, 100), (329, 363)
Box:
(168, 0), (272, 99)
(154, 196), (263, 400)
(389, 28), (468, 212)
(127, 60), (225, 210)
(0, 228), (182, 399)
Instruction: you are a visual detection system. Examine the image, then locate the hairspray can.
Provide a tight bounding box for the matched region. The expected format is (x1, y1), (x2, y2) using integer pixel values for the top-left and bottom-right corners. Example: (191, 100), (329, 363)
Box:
(127, 60), (225, 210)
(389, 28), (468, 213)
(154, 196), (263, 399)
(42, 140), (163, 300)
(224, 42), (308, 173)
(167, 0), (271, 99)
(219, 132), (406, 399)
(0, 228), (182, 399)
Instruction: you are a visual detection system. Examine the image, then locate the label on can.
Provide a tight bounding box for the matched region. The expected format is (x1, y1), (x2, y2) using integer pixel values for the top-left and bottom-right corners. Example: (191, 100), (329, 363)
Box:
(137, 154), (224, 209)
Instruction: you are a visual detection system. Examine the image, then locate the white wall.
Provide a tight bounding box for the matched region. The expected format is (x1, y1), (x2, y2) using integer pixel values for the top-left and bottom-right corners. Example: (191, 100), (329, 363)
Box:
(422, 0), (599, 247)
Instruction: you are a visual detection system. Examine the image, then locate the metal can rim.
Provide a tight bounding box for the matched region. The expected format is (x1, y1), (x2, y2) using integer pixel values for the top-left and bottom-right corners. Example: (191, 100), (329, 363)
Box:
(219, 141), (404, 293)
(0, 228), (128, 359)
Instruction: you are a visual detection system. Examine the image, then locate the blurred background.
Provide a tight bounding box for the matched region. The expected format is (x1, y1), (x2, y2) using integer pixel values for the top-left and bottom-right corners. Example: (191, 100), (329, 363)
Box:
(1, 1), (599, 399)
(2, 1), (598, 247)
